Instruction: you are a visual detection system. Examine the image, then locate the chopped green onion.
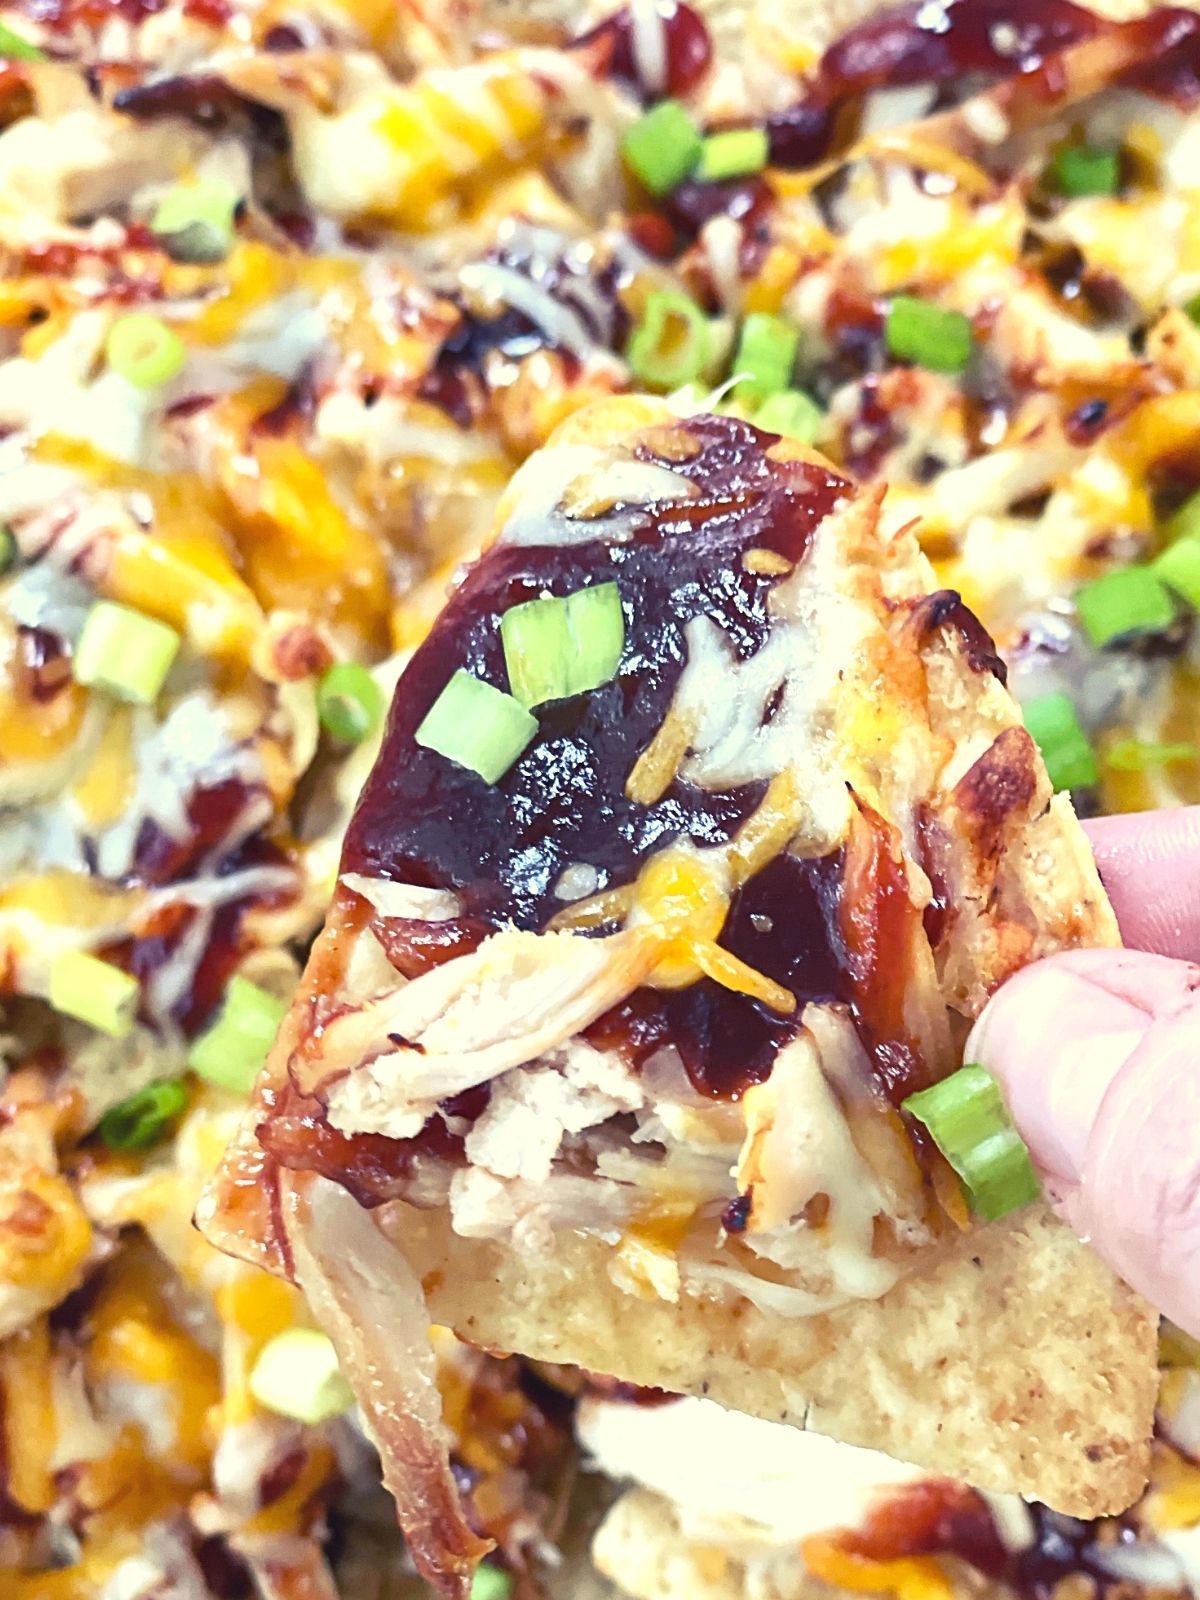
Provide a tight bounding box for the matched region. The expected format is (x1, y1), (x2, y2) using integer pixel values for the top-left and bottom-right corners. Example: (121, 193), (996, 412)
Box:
(49, 950), (140, 1038)
(98, 1079), (188, 1151)
(565, 582), (624, 695)
(753, 388), (823, 444)
(1184, 294), (1200, 327)
(73, 600), (180, 704)
(731, 311), (799, 401)
(1022, 690), (1099, 792)
(470, 1567), (513, 1600)
(902, 1064), (1040, 1223)
(1154, 537), (1200, 610)
(105, 312), (186, 388)
(1074, 565), (1176, 647)
(1050, 143), (1120, 198)
(0, 525), (16, 576)
(150, 179), (239, 263)
(627, 290), (715, 390)
(885, 296), (973, 375)
(188, 977), (288, 1094)
(1105, 738), (1196, 772)
(1165, 488), (1200, 544)
(249, 1328), (355, 1424)
(502, 595), (571, 708)
(317, 662), (384, 744)
(695, 127), (769, 183)
(502, 583), (624, 707)
(415, 669), (537, 784)
(0, 20), (46, 59)
(621, 99), (702, 196)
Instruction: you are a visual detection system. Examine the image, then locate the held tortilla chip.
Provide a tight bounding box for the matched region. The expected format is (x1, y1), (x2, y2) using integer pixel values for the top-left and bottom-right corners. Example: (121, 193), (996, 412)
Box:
(199, 397), (1155, 1594)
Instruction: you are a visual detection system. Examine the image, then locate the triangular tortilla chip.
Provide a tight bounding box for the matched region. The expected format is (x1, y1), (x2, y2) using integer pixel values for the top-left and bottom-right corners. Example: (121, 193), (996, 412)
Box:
(199, 397), (1155, 1595)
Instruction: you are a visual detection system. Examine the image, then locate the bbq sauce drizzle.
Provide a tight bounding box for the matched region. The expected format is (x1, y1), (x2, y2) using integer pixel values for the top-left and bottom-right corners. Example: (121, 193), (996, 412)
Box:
(336, 414), (936, 1113)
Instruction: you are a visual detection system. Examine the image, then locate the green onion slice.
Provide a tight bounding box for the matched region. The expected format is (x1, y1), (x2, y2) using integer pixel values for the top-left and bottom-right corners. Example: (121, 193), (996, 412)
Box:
(317, 662), (385, 744)
(105, 312), (186, 388)
(501, 583), (624, 707)
(73, 600), (181, 704)
(0, 524), (16, 576)
(98, 1079), (188, 1151)
(1154, 537), (1200, 610)
(753, 388), (822, 444)
(150, 179), (240, 263)
(622, 99), (702, 196)
(49, 950), (140, 1037)
(627, 290), (715, 391)
(696, 127), (769, 183)
(188, 977), (288, 1095)
(1022, 690), (1098, 793)
(1050, 143), (1120, 198)
(732, 311), (800, 401)
(0, 20), (46, 59)
(1106, 738), (1196, 772)
(249, 1328), (355, 1424)
(415, 669), (537, 784)
(902, 1064), (1040, 1223)
(470, 1566), (514, 1600)
(564, 582), (625, 695)
(501, 595), (572, 708)
(1074, 565), (1176, 647)
(885, 296), (974, 375)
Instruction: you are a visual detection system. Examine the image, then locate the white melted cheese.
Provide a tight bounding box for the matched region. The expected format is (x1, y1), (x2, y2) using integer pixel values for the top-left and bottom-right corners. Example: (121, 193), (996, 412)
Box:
(578, 1395), (926, 1548)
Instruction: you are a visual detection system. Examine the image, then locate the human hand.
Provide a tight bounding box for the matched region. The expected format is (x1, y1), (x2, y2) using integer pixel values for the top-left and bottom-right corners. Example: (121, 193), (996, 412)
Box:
(966, 807), (1200, 1336)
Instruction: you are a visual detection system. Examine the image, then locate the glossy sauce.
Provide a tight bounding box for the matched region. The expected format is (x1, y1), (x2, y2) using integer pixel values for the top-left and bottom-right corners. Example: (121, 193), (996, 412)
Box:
(577, 0), (713, 99)
(340, 414), (940, 1109)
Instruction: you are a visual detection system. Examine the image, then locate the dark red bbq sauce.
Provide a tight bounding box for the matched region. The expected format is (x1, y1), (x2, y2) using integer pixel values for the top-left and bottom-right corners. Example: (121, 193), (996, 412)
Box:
(258, 1078), (477, 1208)
(576, 0), (713, 100)
(339, 413), (940, 1111)
(344, 416), (845, 925)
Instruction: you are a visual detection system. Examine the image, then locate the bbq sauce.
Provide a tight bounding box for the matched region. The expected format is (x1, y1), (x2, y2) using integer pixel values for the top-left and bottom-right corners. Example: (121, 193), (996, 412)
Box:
(339, 413), (942, 1109)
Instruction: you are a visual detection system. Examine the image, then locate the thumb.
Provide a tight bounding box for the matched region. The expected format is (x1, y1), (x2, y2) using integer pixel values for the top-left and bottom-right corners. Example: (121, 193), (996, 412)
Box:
(966, 948), (1200, 1336)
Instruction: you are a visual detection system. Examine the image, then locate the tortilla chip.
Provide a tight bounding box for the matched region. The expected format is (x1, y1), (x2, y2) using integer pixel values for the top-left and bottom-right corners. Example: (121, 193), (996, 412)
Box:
(382, 1199), (1155, 1519)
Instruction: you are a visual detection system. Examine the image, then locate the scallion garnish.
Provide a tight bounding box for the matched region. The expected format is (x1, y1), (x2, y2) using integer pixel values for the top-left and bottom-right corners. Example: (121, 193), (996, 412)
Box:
(1022, 690), (1098, 793)
(415, 669), (537, 784)
(150, 179), (240, 263)
(49, 950), (140, 1038)
(0, 524), (16, 576)
(621, 100), (702, 196)
(0, 20), (46, 59)
(73, 600), (180, 705)
(501, 582), (624, 708)
(249, 1328), (355, 1424)
(753, 388), (822, 444)
(1074, 565), (1176, 648)
(885, 296), (973, 375)
(105, 312), (186, 388)
(1154, 537), (1200, 610)
(1050, 142), (1120, 198)
(471, 1566), (514, 1600)
(731, 312), (799, 401)
(695, 127), (769, 183)
(1106, 738), (1196, 772)
(627, 290), (715, 390)
(902, 1064), (1040, 1222)
(98, 1079), (188, 1151)
(188, 977), (288, 1094)
(317, 661), (385, 744)
(502, 595), (572, 709)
